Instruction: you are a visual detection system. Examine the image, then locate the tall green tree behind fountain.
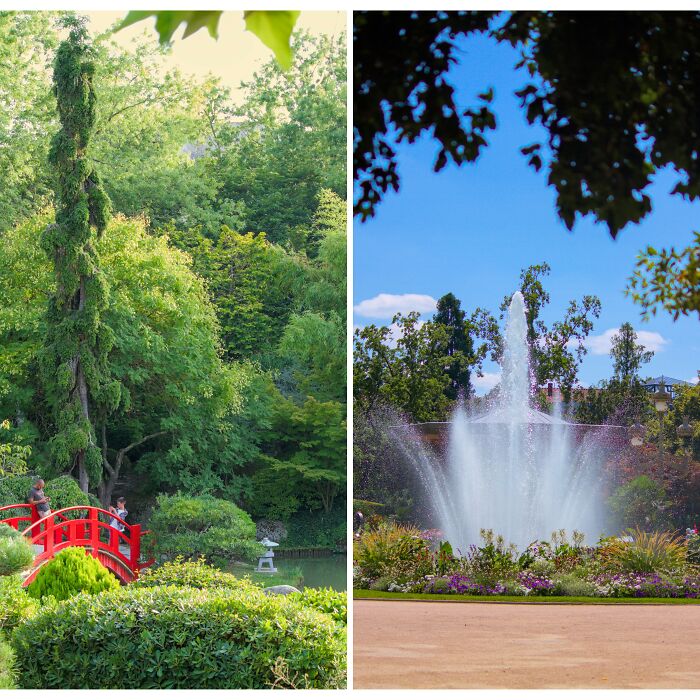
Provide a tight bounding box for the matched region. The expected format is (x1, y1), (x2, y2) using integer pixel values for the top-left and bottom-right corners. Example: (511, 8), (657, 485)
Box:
(39, 18), (120, 492)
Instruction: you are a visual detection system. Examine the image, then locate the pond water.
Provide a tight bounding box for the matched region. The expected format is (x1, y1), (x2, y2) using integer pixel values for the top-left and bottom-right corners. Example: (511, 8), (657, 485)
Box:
(229, 554), (347, 591)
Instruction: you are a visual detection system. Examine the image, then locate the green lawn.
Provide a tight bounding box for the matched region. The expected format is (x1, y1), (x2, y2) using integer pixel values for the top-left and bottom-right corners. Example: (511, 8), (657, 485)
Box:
(354, 589), (700, 604)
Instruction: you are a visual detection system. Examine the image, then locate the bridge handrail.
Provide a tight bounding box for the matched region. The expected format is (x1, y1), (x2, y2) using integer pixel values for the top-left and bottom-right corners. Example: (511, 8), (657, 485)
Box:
(0, 503), (35, 514)
(19, 505), (132, 536)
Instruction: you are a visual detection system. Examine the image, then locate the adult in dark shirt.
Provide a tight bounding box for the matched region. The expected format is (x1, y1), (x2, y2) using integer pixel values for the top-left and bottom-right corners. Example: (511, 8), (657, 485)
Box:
(27, 478), (51, 518)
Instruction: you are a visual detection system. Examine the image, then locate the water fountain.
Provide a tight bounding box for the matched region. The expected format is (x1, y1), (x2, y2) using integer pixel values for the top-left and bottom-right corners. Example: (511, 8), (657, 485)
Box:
(397, 292), (621, 551)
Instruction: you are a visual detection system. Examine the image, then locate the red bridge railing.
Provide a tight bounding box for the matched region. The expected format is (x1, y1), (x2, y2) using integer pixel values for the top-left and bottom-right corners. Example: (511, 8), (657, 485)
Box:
(0, 504), (154, 585)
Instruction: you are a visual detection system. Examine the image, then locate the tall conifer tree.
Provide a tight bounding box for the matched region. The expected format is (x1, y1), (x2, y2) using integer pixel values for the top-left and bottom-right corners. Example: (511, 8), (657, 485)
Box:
(40, 18), (119, 492)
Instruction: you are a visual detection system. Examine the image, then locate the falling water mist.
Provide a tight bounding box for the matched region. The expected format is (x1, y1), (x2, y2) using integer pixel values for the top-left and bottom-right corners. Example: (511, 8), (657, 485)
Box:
(399, 292), (609, 551)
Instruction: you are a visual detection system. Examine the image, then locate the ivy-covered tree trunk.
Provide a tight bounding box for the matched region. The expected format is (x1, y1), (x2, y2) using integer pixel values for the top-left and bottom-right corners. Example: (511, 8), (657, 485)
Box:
(40, 19), (119, 493)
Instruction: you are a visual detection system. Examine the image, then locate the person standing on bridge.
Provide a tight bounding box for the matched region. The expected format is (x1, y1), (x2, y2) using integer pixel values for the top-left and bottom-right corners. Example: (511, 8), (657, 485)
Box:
(27, 478), (51, 519)
(109, 497), (128, 532)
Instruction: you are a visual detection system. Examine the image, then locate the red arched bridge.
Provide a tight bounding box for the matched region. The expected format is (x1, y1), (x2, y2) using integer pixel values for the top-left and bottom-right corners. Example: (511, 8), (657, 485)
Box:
(0, 504), (154, 585)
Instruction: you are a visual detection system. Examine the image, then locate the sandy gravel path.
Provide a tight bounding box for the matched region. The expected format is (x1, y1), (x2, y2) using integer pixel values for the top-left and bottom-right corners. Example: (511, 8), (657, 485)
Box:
(353, 599), (700, 688)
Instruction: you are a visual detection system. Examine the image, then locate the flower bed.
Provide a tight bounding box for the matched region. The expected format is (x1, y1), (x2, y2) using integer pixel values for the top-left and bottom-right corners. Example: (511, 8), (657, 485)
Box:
(354, 524), (700, 600)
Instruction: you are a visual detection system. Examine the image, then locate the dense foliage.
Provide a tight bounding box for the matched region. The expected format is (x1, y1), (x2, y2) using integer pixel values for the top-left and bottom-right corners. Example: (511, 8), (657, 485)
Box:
(13, 584), (346, 688)
(147, 494), (263, 563)
(0, 636), (16, 690)
(0, 11), (347, 542)
(0, 476), (98, 521)
(293, 587), (347, 626)
(26, 547), (120, 602)
(134, 556), (256, 591)
(39, 18), (115, 492)
(0, 576), (38, 633)
(0, 536), (34, 577)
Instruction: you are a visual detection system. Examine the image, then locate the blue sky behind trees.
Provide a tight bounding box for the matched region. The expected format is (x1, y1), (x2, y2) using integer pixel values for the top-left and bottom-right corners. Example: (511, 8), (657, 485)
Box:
(354, 31), (700, 393)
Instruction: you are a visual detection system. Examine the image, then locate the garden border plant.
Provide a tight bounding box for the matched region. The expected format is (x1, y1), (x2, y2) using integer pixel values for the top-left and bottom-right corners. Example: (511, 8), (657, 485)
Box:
(354, 522), (700, 602)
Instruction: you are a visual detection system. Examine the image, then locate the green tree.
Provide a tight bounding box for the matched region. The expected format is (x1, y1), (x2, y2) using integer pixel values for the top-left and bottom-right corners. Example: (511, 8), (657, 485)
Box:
(0, 213), (249, 505)
(574, 379), (653, 427)
(354, 313), (451, 422)
(574, 322), (654, 426)
(434, 293), (474, 400)
(260, 395), (346, 514)
(610, 322), (654, 382)
(0, 422), (31, 480)
(354, 11), (700, 236)
(501, 263), (601, 399)
(0, 12), (241, 240)
(608, 475), (672, 531)
(628, 232), (700, 321)
(39, 18), (117, 492)
(211, 32), (347, 247)
(0, 11), (63, 231)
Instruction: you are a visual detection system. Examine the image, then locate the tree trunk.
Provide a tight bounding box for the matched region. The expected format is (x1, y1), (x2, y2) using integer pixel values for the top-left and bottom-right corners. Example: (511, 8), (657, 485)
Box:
(99, 427), (167, 506)
(74, 279), (91, 494)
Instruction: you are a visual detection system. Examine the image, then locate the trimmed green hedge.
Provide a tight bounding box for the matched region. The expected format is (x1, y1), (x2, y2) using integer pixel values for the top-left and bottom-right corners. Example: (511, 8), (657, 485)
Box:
(13, 584), (346, 688)
(27, 547), (120, 602)
(293, 587), (347, 625)
(133, 556), (258, 592)
(148, 494), (264, 563)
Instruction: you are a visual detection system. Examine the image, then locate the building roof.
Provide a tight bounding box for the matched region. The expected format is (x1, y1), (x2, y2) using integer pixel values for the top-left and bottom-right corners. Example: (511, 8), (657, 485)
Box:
(643, 376), (692, 387)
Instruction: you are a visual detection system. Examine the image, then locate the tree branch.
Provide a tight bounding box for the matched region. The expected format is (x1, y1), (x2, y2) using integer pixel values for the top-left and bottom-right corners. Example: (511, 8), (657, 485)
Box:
(101, 424), (115, 477)
(122, 430), (168, 456)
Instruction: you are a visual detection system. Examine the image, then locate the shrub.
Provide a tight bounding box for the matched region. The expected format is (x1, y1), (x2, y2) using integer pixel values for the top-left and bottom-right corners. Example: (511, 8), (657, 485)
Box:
(589, 572), (700, 598)
(13, 585), (346, 689)
(601, 529), (688, 574)
(0, 576), (38, 632)
(134, 556), (258, 593)
(26, 547), (120, 602)
(527, 558), (556, 577)
(368, 575), (392, 591)
(354, 522), (432, 584)
(552, 573), (596, 597)
(607, 475), (672, 531)
(0, 524), (21, 540)
(687, 533), (700, 566)
(0, 534), (34, 576)
(464, 530), (519, 586)
(0, 635), (16, 690)
(148, 493), (264, 563)
(293, 588), (347, 625)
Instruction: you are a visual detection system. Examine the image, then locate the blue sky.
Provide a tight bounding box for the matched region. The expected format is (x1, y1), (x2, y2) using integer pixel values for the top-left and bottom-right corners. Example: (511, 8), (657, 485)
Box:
(354, 31), (700, 394)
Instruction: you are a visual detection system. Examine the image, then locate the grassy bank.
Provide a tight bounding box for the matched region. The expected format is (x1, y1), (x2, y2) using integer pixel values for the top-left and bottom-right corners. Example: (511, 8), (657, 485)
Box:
(354, 589), (700, 604)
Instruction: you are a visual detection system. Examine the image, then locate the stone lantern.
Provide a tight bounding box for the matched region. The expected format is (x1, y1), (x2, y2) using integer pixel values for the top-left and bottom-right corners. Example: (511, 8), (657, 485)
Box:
(652, 379), (672, 413)
(255, 537), (279, 573)
(628, 421), (646, 448)
(677, 416), (693, 440)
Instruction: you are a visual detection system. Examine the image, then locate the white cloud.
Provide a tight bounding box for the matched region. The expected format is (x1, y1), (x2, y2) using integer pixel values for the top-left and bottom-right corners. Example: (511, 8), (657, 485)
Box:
(689, 375), (700, 386)
(583, 328), (670, 356)
(353, 293), (438, 319)
(473, 372), (501, 393)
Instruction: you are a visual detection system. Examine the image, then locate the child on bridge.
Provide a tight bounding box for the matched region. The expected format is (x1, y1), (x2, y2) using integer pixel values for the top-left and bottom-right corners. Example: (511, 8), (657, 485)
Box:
(108, 497), (128, 532)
